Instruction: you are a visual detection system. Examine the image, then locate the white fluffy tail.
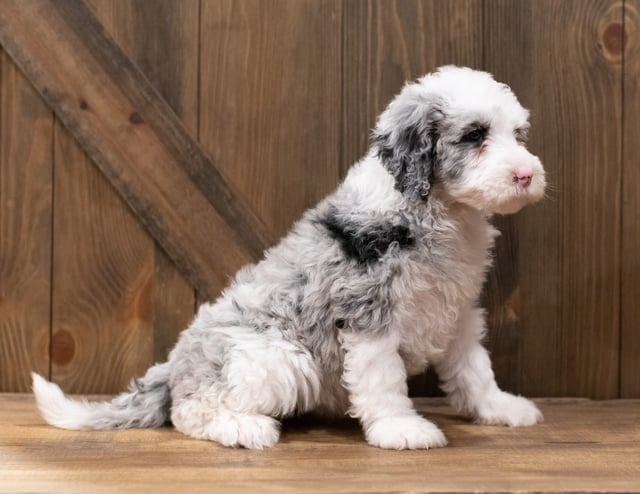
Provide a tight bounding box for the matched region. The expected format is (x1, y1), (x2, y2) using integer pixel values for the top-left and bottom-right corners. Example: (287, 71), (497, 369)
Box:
(32, 362), (171, 430)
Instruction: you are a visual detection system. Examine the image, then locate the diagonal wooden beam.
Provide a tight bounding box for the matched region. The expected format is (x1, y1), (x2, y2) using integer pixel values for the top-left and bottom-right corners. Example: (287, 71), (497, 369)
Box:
(0, 0), (275, 300)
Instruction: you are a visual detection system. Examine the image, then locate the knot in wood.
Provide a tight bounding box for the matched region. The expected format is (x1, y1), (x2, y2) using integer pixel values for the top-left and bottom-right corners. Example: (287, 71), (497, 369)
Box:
(603, 23), (627, 55)
(51, 329), (75, 367)
(599, 22), (627, 62)
(129, 111), (144, 124)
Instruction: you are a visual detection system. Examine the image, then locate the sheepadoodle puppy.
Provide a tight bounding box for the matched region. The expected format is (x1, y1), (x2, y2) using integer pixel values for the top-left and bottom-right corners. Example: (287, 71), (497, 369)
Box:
(33, 66), (546, 450)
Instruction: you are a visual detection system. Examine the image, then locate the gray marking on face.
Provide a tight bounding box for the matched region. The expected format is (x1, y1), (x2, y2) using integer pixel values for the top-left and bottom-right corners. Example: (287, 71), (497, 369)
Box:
(372, 94), (444, 201)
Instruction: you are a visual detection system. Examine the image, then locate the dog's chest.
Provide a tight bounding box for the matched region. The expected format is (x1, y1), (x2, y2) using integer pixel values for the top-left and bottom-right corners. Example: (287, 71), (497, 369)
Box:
(396, 211), (496, 375)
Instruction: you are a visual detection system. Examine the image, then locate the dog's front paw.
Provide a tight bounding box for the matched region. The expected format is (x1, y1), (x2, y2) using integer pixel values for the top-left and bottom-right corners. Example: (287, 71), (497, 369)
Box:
(365, 415), (447, 450)
(475, 392), (542, 427)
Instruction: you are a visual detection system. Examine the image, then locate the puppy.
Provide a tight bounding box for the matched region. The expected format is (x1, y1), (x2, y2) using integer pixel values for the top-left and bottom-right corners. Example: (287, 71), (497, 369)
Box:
(33, 66), (546, 450)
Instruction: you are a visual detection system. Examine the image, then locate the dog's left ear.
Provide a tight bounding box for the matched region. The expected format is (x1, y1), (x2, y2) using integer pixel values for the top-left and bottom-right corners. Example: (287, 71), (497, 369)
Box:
(372, 93), (442, 200)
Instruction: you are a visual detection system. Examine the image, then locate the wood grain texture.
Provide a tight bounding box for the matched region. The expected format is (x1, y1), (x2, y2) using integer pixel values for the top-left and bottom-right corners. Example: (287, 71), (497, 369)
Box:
(0, 0), (272, 301)
(341, 0), (483, 175)
(199, 0), (341, 239)
(51, 0), (153, 393)
(99, 0), (198, 367)
(0, 50), (53, 391)
(48, 0), (198, 393)
(1, 394), (639, 493)
(51, 124), (157, 391)
(479, 0), (537, 396)
(621, 0), (640, 398)
(482, 0), (623, 399)
(342, 0), (483, 396)
(512, 0), (622, 399)
(126, 0), (198, 363)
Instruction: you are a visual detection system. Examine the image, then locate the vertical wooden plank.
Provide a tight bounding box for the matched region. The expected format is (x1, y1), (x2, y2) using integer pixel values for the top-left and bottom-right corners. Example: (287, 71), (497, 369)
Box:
(480, 0), (543, 395)
(102, 0), (198, 363)
(51, 0), (198, 392)
(480, 0), (622, 399)
(343, 0), (483, 396)
(489, 0), (621, 399)
(621, 0), (640, 398)
(199, 0), (341, 240)
(51, 124), (154, 392)
(125, 0), (198, 363)
(0, 49), (53, 390)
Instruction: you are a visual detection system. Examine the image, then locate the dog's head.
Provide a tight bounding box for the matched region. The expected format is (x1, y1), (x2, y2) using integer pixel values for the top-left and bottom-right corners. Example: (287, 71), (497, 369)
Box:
(373, 66), (546, 214)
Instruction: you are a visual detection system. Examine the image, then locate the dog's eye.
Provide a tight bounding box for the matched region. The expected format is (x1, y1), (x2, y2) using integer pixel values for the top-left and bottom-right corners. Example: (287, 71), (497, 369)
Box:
(515, 127), (529, 144)
(461, 127), (487, 144)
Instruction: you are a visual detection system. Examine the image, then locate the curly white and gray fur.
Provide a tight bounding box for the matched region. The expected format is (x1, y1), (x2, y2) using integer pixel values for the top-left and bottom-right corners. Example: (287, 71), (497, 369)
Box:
(33, 66), (546, 450)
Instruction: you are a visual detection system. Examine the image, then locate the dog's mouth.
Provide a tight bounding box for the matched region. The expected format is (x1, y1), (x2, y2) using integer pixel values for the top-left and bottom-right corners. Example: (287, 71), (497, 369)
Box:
(493, 179), (546, 214)
(520, 174), (546, 201)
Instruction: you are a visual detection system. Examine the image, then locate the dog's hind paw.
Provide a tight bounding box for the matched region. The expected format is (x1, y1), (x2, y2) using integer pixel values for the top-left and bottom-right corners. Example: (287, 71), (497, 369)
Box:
(193, 410), (281, 449)
(365, 415), (447, 450)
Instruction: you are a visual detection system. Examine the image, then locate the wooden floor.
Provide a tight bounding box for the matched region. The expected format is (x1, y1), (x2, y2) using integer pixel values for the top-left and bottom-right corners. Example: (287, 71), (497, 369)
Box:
(0, 395), (638, 493)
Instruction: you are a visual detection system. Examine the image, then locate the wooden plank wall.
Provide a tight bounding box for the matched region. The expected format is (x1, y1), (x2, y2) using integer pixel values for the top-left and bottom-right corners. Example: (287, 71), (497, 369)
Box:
(622, 0), (640, 398)
(200, 0), (341, 240)
(0, 49), (53, 390)
(50, 0), (198, 393)
(0, 0), (636, 398)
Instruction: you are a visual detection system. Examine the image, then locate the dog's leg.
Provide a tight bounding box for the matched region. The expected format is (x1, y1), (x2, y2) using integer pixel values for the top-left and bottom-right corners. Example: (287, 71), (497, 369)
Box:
(435, 308), (542, 426)
(171, 395), (282, 449)
(340, 331), (447, 449)
(170, 325), (321, 449)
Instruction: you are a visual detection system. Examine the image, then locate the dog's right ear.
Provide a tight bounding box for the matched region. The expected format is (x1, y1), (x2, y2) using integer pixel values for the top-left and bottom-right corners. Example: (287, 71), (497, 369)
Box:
(372, 91), (442, 201)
